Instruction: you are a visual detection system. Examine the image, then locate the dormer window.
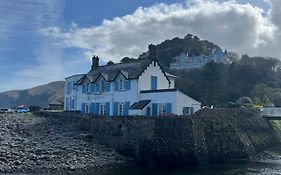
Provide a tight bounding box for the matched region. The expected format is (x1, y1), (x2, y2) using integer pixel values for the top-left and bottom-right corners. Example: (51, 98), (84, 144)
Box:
(119, 78), (125, 90)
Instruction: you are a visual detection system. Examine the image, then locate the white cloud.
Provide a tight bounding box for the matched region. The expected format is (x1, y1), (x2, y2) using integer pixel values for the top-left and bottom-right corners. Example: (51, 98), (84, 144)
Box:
(42, 0), (280, 62)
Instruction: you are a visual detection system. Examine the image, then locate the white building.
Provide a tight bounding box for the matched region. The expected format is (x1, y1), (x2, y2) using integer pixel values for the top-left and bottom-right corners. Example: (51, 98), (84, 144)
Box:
(64, 56), (201, 116)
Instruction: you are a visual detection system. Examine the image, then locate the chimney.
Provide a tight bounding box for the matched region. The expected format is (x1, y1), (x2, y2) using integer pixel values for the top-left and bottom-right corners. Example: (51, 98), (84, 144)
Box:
(91, 55), (99, 69)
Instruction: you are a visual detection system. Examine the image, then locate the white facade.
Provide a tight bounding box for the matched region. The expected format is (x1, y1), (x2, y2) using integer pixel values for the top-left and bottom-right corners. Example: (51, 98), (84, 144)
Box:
(64, 58), (201, 116)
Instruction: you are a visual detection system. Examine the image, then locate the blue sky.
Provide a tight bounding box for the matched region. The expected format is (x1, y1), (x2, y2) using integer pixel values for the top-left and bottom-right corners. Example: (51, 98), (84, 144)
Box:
(0, 0), (278, 92)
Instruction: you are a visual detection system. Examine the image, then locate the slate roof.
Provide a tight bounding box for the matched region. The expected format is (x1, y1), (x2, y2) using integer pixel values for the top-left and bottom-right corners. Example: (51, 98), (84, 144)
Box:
(130, 100), (151, 110)
(76, 59), (172, 84)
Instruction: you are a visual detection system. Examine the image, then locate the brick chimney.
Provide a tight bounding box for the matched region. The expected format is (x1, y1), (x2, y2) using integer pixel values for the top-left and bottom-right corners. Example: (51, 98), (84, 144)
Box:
(91, 55), (99, 69)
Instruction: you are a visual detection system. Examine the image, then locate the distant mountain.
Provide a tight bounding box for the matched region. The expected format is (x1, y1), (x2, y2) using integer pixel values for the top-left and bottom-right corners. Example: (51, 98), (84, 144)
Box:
(0, 81), (64, 108)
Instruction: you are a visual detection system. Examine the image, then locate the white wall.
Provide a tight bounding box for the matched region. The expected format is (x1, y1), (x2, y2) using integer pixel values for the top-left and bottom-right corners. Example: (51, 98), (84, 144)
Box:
(138, 60), (172, 91)
(140, 91), (177, 114)
(140, 90), (201, 115)
(64, 74), (83, 111)
(176, 91), (201, 115)
(75, 74), (139, 115)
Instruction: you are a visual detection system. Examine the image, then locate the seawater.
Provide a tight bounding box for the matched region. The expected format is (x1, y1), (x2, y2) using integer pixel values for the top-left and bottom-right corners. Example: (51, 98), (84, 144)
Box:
(78, 160), (281, 175)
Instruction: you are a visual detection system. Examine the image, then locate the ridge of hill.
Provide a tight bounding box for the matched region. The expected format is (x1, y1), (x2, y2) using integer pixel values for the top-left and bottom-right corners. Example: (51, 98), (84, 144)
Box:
(0, 81), (64, 108)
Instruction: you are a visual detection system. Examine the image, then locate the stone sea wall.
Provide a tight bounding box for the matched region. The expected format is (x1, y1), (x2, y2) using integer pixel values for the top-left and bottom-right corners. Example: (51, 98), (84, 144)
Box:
(38, 108), (280, 165)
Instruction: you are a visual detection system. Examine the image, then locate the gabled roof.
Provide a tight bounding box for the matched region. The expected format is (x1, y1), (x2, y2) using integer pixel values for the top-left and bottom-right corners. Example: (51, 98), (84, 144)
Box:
(130, 100), (151, 110)
(76, 59), (174, 84)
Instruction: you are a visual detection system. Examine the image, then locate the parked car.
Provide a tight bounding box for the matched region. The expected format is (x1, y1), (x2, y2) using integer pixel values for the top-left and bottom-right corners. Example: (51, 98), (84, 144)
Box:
(16, 107), (29, 113)
(0, 108), (14, 113)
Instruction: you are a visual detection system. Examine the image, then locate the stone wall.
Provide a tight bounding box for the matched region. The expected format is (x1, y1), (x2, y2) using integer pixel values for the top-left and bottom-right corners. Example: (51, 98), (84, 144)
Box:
(37, 108), (280, 165)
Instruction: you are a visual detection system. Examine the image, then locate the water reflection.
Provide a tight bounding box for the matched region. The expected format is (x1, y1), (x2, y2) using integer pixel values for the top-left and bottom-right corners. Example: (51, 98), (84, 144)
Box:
(78, 160), (281, 175)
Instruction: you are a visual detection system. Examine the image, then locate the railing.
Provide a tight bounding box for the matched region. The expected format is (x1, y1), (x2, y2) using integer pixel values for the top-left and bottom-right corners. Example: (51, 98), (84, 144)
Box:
(260, 108), (281, 117)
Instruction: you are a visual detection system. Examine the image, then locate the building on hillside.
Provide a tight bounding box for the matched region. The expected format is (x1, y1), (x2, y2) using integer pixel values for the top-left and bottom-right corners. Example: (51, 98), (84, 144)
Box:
(64, 56), (201, 116)
(170, 49), (229, 70)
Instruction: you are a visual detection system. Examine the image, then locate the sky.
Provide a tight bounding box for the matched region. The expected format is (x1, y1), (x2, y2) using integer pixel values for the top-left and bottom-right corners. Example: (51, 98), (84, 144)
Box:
(0, 0), (279, 92)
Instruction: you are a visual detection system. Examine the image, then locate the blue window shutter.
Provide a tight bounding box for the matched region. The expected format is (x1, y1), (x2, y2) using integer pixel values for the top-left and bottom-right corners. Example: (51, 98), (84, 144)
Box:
(90, 103), (95, 114)
(94, 103), (99, 115)
(113, 102), (118, 115)
(82, 85), (86, 93)
(125, 80), (131, 90)
(125, 102), (130, 115)
(106, 82), (111, 92)
(95, 84), (100, 92)
(152, 103), (158, 116)
(166, 103), (172, 114)
(81, 103), (85, 113)
(151, 76), (157, 90)
(114, 82), (119, 91)
(105, 102), (110, 116)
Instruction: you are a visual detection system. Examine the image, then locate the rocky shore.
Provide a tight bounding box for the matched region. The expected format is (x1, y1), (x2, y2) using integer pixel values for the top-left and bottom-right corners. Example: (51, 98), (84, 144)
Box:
(0, 113), (128, 174)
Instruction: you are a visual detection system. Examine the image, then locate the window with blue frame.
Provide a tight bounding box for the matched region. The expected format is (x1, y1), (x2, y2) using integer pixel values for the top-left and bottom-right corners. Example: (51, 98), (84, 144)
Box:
(119, 78), (125, 90)
(151, 76), (157, 90)
(71, 99), (75, 109)
(86, 83), (90, 93)
(118, 103), (124, 116)
(66, 82), (71, 94)
(113, 102), (129, 116)
(85, 104), (90, 114)
(101, 80), (106, 92)
(99, 103), (105, 115)
(152, 103), (172, 116)
(115, 78), (130, 91)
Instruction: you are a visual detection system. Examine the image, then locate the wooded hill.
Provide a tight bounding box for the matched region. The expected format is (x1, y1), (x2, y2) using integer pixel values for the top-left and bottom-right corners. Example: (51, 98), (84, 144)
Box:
(172, 55), (281, 107)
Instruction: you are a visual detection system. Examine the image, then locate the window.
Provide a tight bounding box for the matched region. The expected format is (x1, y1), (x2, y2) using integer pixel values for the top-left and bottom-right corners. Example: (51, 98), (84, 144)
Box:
(151, 76), (157, 90)
(118, 103), (125, 116)
(86, 83), (90, 93)
(183, 107), (190, 115)
(159, 104), (166, 116)
(71, 99), (75, 109)
(119, 78), (125, 90)
(66, 82), (71, 94)
(101, 81), (106, 92)
(183, 107), (194, 115)
(100, 103), (105, 115)
(85, 104), (89, 114)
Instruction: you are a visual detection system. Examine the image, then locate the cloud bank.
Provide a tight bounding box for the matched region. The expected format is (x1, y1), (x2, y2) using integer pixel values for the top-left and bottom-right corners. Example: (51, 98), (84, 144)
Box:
(42, 0), (280, 63)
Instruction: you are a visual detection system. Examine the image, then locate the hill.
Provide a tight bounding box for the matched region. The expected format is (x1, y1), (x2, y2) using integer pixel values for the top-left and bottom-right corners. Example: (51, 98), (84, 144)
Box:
(0, 81), (64, 108)
(172, 55), (281, 107)
(121, 34), (238, 69)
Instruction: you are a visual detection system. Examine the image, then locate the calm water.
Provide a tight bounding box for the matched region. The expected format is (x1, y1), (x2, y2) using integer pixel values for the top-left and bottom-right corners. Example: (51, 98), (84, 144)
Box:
(76, 160), (281, 175)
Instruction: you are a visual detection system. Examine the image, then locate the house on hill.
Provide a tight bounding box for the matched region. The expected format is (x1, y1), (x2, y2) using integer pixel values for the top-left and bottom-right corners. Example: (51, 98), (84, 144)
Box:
(64, 56), (201, 116)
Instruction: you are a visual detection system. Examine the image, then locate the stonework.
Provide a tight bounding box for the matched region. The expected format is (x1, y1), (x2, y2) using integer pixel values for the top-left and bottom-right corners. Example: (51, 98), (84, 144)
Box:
(39, 108), (280, 165)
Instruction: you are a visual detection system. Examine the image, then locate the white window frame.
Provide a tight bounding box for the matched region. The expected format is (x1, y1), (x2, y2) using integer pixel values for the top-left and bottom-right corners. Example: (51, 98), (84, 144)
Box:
(71, 98), (75, 109)
(159, 104), (166, 116)
(119, 78), (125, 90)
(99, 103), (105, 116)
(101, 80), (106, 92)
(85, 104), (90, 114)
(118, 102), (125, 116)
(86, 83), (90, 93)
